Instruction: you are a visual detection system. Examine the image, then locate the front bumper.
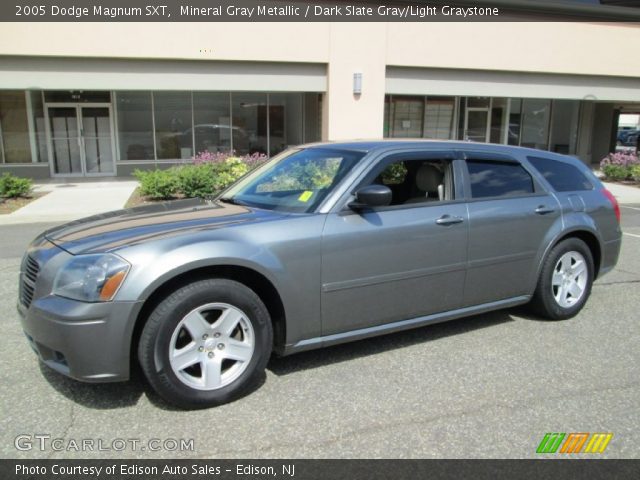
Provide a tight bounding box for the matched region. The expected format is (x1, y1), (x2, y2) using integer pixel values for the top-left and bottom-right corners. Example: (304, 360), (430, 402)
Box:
(18, 295), (143, 383)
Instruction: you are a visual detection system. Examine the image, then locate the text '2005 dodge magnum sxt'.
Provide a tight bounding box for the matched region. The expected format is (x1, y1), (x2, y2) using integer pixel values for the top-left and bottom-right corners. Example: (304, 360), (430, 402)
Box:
(18, 141), (622, 409)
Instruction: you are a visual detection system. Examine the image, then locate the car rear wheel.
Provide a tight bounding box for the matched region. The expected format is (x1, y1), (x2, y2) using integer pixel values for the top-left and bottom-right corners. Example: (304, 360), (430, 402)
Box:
(138, 278), (272, 409)
(530, 238), (594, 320)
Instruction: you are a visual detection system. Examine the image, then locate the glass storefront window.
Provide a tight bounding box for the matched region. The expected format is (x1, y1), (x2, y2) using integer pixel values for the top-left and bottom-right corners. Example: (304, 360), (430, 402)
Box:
(232, 93), (268, 155)
(549, 100), (580, 155)
(30, 91), (47, 162)
(192, 92), (231, 155)
(116, 92), (154, 160)
(389, 96), (424, 138)
(490, 98), (508, 144)
(268, 93), (303, 155)
(508, 99), (522, 146)
(521, 99), (551, 150)
(114, 90), (317, 161)
(0, 91), (31, 163)
(424, 96), (455, 139)
(154, 92), (193, 159)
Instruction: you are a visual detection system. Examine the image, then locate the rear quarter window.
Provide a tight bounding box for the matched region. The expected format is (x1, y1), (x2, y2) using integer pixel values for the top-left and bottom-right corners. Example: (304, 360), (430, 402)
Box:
(528, 156), (593, 192)
(466, 160), (535, 199)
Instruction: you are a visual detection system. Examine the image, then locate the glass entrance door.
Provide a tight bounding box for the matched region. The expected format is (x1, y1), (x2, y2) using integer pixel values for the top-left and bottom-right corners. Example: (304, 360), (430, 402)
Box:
(464, 108), (490, 142)
(48, 106), (82, 175)
(46, 104), (115, 176)
(81, 107), (114, 174)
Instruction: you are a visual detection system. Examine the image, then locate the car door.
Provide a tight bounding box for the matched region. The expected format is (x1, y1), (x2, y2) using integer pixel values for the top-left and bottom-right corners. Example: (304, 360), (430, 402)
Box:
(460, 150), (561, 307)
(320, 151), (469, 336)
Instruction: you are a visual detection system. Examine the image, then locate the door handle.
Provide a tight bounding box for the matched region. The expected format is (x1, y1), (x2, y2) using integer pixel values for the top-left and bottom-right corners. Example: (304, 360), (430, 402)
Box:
(436, 215), (464, 226)
(535, 205), (555, 215)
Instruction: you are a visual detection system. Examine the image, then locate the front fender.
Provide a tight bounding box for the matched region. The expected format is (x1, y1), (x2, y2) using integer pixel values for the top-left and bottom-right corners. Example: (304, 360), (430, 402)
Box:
(111, 213), (326, 349)
(117, 240), (285, 303)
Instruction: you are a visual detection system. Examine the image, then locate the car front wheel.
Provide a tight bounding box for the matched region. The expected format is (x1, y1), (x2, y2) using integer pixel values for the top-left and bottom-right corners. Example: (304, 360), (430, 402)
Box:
(138, 278), (273, 409)
(530, 238), (594, 320)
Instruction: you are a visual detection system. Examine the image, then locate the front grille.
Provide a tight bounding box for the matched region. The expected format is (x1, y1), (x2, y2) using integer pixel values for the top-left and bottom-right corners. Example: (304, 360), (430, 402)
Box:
(20, 254), (40, 308)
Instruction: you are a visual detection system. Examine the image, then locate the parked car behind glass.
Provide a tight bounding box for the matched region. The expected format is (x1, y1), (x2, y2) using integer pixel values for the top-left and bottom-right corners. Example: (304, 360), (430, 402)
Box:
(617, 129), (640, 146)
(18, 141), (622, 408)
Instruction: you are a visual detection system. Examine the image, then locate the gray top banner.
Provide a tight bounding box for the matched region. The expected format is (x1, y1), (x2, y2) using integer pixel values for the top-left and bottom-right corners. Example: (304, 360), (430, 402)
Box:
(2, 0), (640, 22)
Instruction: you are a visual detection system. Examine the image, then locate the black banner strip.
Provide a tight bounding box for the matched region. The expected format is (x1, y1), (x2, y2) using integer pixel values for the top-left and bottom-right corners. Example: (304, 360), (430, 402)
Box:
(2, 459), (640, 480)
(2, 0), (640, 22)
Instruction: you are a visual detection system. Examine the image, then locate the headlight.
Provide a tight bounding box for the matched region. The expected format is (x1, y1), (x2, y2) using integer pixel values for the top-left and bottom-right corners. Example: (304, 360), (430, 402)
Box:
(53, 254), (130, 302)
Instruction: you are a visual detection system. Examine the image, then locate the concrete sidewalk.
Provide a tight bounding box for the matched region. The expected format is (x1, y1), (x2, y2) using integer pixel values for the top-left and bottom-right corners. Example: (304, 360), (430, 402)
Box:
(0, 179), (138, 225)
(603, 181), (640, 205)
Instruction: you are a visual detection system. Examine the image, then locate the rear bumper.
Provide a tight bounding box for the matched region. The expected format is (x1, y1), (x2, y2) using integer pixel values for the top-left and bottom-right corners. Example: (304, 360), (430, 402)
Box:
(599, 236), (622, 278)
(18, 295), (142, 383)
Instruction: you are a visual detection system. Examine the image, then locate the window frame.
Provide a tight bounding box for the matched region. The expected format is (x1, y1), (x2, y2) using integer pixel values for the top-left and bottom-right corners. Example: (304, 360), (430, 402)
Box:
(336, 149), (464, 214)
(458, 150), (548, 202)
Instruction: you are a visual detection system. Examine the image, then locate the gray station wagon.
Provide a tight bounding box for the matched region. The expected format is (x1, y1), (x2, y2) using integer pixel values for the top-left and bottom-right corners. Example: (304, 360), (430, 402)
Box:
(18, 141), (622, 408)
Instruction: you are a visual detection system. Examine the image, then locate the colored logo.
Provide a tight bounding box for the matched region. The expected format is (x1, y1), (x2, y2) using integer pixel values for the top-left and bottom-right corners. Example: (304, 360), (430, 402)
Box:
(537, 433), (613, 454)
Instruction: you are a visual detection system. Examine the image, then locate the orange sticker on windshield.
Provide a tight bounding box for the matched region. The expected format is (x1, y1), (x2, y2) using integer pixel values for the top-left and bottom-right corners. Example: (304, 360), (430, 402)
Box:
(298, 191), (313, 202)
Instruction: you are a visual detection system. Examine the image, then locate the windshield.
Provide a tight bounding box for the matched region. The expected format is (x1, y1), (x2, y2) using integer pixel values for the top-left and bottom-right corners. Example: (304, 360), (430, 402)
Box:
(221, 148), (365, 213)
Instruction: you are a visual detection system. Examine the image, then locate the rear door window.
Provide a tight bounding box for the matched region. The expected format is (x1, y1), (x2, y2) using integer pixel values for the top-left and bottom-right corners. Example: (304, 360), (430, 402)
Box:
(466, 160), (535, 199)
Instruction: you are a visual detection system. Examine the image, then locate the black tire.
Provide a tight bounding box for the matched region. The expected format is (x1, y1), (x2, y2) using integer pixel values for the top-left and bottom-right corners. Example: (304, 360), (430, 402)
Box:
(530, 238), (594, 320)
(138, 278), (273, 409)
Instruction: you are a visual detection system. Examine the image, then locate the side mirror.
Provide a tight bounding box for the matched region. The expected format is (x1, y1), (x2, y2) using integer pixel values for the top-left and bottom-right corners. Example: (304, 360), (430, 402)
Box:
(349, 184), (392, 209)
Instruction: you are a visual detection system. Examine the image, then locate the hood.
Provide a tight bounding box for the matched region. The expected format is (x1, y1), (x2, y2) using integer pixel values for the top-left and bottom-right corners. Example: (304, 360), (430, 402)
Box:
(43, 198), (286, 255)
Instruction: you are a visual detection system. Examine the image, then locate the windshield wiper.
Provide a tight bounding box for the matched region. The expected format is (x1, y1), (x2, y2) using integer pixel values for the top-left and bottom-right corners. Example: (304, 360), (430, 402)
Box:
(218, 197), (250, 206)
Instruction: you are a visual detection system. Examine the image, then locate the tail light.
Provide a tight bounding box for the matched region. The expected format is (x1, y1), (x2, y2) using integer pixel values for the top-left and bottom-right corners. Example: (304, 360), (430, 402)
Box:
(601, 188), (621, 223)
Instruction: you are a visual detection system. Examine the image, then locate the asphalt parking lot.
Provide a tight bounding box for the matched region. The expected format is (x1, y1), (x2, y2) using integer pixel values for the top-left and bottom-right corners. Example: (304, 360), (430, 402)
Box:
(1, 206), (639, 459)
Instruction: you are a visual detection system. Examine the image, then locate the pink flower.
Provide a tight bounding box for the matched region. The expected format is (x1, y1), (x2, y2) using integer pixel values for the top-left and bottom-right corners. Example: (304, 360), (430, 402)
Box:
(192, 150), (269, 169)
(600, 152), (639, 168)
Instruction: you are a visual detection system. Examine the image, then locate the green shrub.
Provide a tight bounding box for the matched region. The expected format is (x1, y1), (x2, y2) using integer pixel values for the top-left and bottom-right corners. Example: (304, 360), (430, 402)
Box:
(175, 159), (250, 199)
(631, 164), (640, 182)
(0, 173), (33, 198)
(133, 168), (179, 199)
(601, 164), (630, 181)
(211, 157), (249, 191)
(133, 155), (258, 201)
(177, 163), (217, 198)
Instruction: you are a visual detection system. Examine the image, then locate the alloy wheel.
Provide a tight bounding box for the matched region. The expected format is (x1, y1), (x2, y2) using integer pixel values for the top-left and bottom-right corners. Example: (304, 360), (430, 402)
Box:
(551, 251), (588, 308)
(169, 303), (255, 390)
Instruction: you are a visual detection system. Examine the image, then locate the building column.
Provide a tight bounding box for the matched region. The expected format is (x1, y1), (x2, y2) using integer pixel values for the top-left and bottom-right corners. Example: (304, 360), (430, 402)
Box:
(591, 103), (616, 166)
(322, 23), (387, 141)
(576, 101), (595, 165)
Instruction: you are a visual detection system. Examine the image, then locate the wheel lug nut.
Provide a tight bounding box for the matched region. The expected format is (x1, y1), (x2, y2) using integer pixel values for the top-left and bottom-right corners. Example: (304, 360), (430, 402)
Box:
(208, 352), (214, 358)
(202, 334), (208, 340)
(217, 343), (225, 350)
(198, 346), (204, 352)
(214, 332), (221, 338)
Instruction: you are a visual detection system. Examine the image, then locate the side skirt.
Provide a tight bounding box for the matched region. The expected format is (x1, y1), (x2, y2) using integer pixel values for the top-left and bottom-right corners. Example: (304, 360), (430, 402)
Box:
(283, 295), (531, 355)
